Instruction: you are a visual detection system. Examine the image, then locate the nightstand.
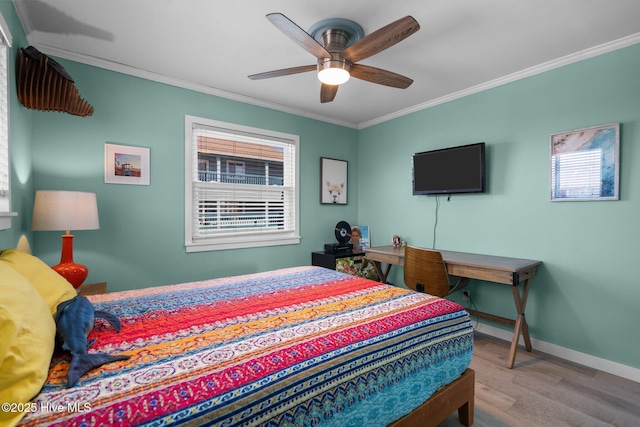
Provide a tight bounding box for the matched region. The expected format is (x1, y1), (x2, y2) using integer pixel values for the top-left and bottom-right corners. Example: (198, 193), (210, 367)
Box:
(311, 250), (379, 281)
(77, 282), (107, 296)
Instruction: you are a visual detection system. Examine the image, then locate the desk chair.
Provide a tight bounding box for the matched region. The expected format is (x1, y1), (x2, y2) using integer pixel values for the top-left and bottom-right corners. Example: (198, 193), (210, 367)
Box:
(404, 246), (469, 297)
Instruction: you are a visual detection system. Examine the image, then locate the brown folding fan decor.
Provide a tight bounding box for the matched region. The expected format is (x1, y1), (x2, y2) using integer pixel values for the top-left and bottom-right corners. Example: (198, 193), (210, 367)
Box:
(17, 46), (94, 117)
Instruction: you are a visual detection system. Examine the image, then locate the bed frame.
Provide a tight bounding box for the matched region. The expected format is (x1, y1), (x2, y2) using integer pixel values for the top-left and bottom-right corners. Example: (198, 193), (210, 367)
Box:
(389, 368), (475, 427)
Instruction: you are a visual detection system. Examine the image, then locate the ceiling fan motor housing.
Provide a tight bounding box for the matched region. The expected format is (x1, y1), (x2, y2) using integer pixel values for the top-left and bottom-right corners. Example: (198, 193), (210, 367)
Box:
(321, 29), (350, 52)
(317, 54), (351, 73)
(317, 29), (352, 84)
(249, 13), (419, 101)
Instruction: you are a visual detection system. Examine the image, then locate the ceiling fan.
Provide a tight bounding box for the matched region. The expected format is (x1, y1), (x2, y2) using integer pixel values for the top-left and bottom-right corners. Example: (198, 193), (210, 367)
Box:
(248, 13), (420, 103)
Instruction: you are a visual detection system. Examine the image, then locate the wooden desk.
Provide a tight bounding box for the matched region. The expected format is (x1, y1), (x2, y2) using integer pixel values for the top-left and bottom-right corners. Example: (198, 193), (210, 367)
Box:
(365, 245), (542, 368)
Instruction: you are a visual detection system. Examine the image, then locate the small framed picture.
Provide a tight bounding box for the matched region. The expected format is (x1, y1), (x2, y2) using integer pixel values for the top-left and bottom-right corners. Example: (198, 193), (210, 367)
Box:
(320, 157), (347, 204)
(351, 225), (370, 249)
(550, 123), (619, 201)
(105, 143), (150, 185)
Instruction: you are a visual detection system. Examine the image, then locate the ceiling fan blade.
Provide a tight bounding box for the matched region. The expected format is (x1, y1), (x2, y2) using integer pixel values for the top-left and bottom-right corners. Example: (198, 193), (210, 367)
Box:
(320, 84), (338, 103)
(266, 13), (332, 59)
(248, 64), (316, 80)
(342, 16), (420, 63)
(350, 64), (413, 88)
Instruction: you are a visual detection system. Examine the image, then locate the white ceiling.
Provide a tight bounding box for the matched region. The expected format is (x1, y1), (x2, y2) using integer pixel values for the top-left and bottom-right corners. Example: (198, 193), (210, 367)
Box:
(12, 0), (640, 129)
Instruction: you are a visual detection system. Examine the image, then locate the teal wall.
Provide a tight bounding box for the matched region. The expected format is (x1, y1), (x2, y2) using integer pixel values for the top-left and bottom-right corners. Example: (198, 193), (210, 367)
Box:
(28, 63), (359, 290)
(2, 0), (638, 371)
(357, 44), (640, 369)
(0, 2), (359, 290)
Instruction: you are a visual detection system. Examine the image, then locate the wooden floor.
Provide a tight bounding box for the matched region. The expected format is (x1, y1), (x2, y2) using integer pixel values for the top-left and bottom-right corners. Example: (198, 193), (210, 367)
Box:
(438, 332), (640, 427)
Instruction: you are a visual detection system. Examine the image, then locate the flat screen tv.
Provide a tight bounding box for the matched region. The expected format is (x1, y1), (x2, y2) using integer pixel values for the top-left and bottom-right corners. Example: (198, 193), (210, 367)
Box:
(412, 142), (486, 195)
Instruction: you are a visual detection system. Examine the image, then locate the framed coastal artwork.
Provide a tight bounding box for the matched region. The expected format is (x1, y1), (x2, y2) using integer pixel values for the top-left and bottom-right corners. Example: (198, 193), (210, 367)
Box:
(105, 143), (150, 185)
(320, 157), (347, 204)
(550, 123), (619, 201)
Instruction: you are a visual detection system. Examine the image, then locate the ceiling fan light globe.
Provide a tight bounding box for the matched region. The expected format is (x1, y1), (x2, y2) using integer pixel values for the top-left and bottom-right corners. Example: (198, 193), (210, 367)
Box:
(318, 68), (350, 85)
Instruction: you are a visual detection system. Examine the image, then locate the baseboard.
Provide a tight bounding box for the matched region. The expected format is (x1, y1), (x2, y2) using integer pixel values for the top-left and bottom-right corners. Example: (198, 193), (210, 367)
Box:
(474, 323), (640, 384)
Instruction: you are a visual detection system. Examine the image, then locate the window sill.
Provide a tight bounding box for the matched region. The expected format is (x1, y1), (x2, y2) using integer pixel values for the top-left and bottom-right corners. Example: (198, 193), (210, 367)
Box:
(186, 235), (301, 252)
(0, 211), (18, 230)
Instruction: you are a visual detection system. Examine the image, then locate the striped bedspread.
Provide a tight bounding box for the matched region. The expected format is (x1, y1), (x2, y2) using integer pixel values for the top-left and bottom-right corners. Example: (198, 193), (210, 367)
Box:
(20, 266), (473, 426)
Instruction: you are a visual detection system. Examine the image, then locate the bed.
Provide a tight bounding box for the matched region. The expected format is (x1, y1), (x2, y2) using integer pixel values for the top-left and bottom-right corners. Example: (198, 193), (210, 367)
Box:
(8, 262), (474, 426)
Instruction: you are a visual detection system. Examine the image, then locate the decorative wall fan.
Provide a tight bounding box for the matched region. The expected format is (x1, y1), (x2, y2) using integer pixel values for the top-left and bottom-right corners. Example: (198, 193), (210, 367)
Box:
(17, 46), (94, 117)
(248, 13), (420, 103)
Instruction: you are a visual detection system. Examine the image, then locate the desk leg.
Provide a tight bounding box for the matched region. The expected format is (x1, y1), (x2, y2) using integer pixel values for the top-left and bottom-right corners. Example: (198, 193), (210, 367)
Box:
(371, 261), (392, 283)
(507, 278), (533, 368)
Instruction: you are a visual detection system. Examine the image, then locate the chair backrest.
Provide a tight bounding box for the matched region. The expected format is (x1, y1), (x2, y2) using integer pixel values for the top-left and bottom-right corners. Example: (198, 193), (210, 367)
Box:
(403, 246), (450, 297)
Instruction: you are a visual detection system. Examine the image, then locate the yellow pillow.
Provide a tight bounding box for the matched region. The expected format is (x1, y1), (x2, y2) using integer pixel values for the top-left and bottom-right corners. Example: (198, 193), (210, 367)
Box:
(0, 263), (56, 427)
(0, 249), (77, 317)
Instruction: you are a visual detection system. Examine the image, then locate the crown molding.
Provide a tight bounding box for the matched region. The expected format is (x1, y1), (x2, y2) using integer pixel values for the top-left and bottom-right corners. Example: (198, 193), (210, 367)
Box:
(12, 0), (31, 42)
(26, 40), (359, 129)
(358, 32), (640, 129)
(14, 1), (640, 132)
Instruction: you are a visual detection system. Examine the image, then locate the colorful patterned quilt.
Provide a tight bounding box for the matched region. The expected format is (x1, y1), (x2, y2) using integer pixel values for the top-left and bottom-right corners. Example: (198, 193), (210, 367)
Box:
(20, 266), (473, 427)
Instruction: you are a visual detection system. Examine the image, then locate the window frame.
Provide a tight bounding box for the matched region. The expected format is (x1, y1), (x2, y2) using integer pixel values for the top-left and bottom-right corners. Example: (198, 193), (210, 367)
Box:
(0, 13), (14, 230)
(184, 115), (300, 252)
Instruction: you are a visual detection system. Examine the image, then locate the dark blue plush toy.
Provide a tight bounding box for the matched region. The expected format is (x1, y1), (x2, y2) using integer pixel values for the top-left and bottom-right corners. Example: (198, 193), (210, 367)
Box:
(55, 296), (130, 387)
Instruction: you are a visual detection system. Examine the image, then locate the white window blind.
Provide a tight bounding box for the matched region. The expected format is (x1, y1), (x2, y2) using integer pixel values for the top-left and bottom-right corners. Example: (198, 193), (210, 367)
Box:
(0, 14), (13, 228)
(0, 30), (9, 199)
(185, 116), (300, 252)
(551, 149), (602, 199)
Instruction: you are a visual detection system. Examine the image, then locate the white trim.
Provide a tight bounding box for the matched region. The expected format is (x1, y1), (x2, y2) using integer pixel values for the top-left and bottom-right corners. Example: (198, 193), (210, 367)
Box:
(184, 115), (301, 252)
(0, 211), (18, 230)
(359, 33), (640, 129)
(0, 12), (12, 47)
(475, 323), (640, 384)
(19, 26), (640, 130)
(28, 42), (357, 130)
(12, 1), (32, 42)
(185, 235), (301, 253)
(0, 20), (11, 228)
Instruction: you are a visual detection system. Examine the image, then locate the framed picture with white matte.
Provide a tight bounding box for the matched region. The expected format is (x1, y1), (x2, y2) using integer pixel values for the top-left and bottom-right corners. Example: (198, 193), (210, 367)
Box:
(549, 123), (619, 201)
(320, 157), (347, 204)
(105, 143), (150, 185)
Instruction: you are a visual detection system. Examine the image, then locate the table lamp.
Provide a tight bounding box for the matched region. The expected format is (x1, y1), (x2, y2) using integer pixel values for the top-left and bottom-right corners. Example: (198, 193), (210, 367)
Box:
(31, 190), (100, 288)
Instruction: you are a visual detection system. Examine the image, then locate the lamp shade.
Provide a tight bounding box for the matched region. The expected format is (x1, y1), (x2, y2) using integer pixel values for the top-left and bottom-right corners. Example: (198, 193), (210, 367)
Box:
(32, 191), (99, 231)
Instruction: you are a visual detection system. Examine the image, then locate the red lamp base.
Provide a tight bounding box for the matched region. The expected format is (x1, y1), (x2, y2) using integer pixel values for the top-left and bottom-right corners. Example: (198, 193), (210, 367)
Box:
(52, 262), (88, 289)
(54, 234), (89, 289)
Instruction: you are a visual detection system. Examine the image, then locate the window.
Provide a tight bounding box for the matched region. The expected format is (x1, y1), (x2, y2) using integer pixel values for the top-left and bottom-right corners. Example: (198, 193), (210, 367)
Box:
(184, 116), (300, 252)
(226, 160), (245, 182)
(0, 13), (13, 230)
